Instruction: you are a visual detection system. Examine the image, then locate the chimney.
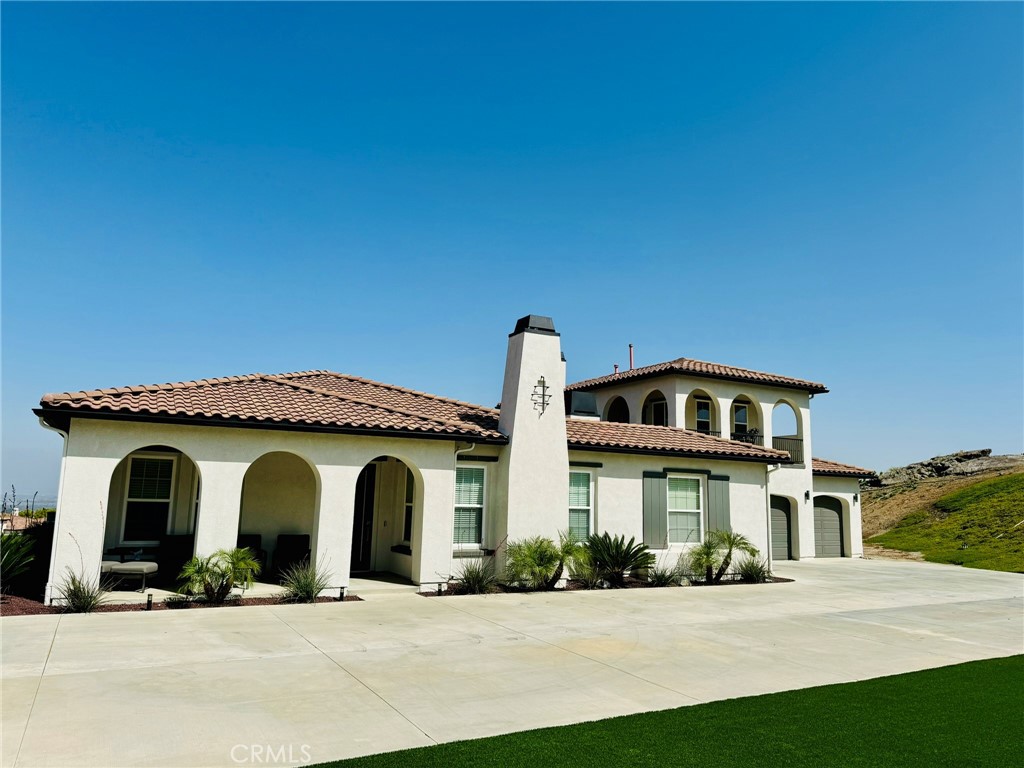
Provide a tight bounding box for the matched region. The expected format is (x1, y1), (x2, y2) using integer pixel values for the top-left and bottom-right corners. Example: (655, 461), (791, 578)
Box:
(497, 315), (569, 542)
(629, 344), (635, 370)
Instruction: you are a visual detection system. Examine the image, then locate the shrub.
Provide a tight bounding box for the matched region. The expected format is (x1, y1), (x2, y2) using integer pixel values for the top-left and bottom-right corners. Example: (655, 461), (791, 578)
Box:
(451, 560), (497, 594)
(681, 531), (761, 584)
(505, 531), (586, 591)
(568, 549), (604, 589)
(281, 560), (332, 603)
(178, 547), (261, 604)
(1, 532), (35, 590)
(648, 565), (680, 587)
(55, 569), (104, 613)
(585, 533), (655, 588)
(737, 554), (772, 584)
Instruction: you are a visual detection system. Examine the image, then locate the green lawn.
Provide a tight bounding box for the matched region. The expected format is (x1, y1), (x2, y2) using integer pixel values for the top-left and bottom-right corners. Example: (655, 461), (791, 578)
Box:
(318, 656), (1023, 768)
(870, 473), (1024, 572)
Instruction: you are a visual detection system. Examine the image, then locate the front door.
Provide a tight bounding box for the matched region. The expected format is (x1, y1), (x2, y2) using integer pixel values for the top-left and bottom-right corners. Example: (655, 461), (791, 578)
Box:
(351, 464), (377, 572)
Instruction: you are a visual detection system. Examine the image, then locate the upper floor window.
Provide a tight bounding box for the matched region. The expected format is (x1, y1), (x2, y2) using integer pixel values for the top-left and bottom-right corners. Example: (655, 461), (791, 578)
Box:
(733, 402), (749, 434)
(695, 398), (712, 433)
(642, 391), (668, 427)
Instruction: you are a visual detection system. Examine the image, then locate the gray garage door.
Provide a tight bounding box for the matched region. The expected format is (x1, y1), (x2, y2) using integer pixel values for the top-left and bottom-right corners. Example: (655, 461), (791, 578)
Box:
(814, 496), (844, 558)
(770, 495), (792, 561)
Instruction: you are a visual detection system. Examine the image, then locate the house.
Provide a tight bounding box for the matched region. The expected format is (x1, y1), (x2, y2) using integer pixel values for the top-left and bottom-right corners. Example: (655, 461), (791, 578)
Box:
(34, 315), (872, 603)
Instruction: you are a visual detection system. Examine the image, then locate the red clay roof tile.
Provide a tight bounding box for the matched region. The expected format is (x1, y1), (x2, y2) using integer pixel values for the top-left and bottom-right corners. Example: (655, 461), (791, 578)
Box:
(812, 457), (875, 477)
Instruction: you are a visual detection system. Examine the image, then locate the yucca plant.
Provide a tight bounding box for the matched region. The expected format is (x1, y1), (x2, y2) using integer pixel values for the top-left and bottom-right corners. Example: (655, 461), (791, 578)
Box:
(737, 554), (772, 584)
(178, 547), (261, 604)
(1, 532), (35, 591)
(55, 568), (104, 613)
(451, 560), (497, 594)
(281, 560), (332, 603)
(584, 533), (655, 588)
(648, 565), (679, 587)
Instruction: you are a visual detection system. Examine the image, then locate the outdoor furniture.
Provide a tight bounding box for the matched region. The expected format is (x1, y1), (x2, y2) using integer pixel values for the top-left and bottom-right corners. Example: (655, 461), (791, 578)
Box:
(100, 560), (118, 576)
(273, 534), (311, 580)
(237, 533), (267, 576)
(158, 533), (196, 588)
(110, 561), (158, 591)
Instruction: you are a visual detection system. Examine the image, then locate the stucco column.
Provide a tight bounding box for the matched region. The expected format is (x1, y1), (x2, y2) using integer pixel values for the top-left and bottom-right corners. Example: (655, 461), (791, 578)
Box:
(193, 461), (248, 557)
(716, 396), (733, 438)
(413, 465), (456, 587)
(313, 464), (361, 597)
(45, 454), (120, 604)
(758, 399), (774, 447)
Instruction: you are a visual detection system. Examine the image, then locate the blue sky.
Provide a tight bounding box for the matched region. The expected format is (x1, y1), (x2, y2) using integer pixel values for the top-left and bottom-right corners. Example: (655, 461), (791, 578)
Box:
(3, 3), (1021, 498)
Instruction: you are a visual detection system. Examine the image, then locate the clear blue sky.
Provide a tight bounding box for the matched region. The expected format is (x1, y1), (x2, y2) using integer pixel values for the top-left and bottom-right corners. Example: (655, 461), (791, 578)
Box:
(3, 3), (1021, 499)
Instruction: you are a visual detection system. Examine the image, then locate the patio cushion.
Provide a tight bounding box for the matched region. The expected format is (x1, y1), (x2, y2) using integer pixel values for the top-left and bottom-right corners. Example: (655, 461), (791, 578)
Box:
(111, 561), (158, 576)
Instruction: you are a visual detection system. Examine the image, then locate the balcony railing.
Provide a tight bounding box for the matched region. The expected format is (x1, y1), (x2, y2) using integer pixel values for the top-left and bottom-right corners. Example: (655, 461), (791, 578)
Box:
(695, 428), (721, 437)
(730, 431), (764, 446)
(772, 436), (804, 463)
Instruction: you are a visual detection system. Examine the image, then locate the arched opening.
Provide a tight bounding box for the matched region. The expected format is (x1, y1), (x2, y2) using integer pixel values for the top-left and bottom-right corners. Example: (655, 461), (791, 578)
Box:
(351, 455), (420, 581)
(813, 495), (846, 558)
(605, 396), (630, 424)
(239, 451), (317, 582)
(771, 400), (804, 462)
(103, 445), (201, 589)
(684, 389), (720, 436)
(642, 390), (669, 427)
(769, 495), (798, 561)
(729, 396), (763, 444)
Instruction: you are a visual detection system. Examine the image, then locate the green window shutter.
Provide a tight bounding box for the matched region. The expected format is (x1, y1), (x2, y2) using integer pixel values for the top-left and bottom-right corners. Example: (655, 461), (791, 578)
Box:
(642, 472), (668, 548)
(708, 475), (731, 532)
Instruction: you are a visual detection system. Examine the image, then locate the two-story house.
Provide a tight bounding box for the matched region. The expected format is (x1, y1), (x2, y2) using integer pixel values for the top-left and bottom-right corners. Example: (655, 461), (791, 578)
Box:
(34, 315), (872, 603)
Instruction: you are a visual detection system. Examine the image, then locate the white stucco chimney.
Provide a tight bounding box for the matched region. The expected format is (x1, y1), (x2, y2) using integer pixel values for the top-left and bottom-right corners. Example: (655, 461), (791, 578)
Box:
(497, 315), (569, 542)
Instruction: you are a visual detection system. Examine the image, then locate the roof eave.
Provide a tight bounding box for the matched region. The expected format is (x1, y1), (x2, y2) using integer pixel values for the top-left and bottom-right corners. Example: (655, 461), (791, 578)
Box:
(568, 442), (792, 464)
(568, 368), (829, 395)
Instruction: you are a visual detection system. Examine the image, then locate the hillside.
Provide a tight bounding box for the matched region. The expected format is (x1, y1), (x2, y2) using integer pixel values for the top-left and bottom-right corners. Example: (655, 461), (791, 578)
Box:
(861, 455), (1024, 573)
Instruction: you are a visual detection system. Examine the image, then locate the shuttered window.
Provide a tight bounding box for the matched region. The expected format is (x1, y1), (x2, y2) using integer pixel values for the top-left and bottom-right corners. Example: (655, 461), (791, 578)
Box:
(667, 476), (702, 544)
(123, 456), (175, 543)
(453, 466), (485, 546)
(568, 471), (592, 540)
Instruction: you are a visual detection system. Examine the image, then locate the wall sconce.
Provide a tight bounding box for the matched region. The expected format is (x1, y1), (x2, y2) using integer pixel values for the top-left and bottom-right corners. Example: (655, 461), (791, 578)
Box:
(804, 490), (811, 502)
(853, 493), (859, 503)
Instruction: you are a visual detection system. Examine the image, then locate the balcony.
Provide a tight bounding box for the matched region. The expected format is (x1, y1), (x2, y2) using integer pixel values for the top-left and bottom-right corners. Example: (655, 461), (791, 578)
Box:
(772, 436), (804, 463)
(695, 428), (721, 437)
(730, 431), (764, 446)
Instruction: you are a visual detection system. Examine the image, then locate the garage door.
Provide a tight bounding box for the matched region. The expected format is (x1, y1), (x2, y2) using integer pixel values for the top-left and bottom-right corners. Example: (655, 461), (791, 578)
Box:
(770, 495), (792, 560)
(814, 497), (844, 558)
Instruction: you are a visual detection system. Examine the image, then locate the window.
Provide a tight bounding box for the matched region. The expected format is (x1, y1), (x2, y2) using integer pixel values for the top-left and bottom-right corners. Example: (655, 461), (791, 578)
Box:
(733, 402), (749, 434)
(568, 471), (592, 540)
(403, 468), (414, 544)
(123, 456), (175, 544)
(667, 476), (702, 544)
(642, 393), (668, 426)
(453, 466), (485, 546)
(696, 398), (712, 433)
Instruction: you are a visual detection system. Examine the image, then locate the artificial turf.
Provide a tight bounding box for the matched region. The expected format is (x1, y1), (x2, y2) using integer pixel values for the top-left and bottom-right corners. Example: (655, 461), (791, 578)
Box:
(318, 656), (1023, 768)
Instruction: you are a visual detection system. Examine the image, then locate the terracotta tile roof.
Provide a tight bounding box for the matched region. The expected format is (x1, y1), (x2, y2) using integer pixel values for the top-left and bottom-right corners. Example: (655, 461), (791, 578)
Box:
(38, 371), (505, 441)
(812, 457), (875, 478)
(566, 357), (829, 394)
(566, 419), (791, 462)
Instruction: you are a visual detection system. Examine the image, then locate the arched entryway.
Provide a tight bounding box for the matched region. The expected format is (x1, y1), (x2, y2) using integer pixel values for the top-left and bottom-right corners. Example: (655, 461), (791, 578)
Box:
(351, 456), (420, 580)
(684, 389), (719, 435)
(103, 445), (201, 588)
(771, 400), (804, 463)
(642, 390), (668, 426)
(813, 495), (845, 558)
(238, 451), (317, 581)
(605, 396), (630, 423)
(729, 396), (763, 444)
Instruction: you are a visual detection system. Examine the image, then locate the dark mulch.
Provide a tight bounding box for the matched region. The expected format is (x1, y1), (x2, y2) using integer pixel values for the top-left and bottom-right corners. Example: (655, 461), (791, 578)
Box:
(0, 593), (361, 617)
(419, 575), (792, 598)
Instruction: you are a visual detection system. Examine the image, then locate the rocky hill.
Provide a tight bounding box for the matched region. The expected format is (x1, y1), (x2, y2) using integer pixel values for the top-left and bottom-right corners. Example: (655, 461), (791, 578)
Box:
(868, 449), (1023, 487)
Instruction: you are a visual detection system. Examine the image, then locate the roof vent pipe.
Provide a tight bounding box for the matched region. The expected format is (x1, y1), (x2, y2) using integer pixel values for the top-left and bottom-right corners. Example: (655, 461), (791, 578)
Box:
(613, 364), (619, 374)
(629, 344), (634, 370)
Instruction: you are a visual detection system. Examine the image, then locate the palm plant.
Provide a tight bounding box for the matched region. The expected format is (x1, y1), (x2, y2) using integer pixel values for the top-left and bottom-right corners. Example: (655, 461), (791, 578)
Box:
(711, 531), (759, 583)
(584, 533), (655, 588)
(568, 548), (604, 589)
(178, 547), (261, 604)
(682, 531), (761, 585)
(504, 530), (586, 590)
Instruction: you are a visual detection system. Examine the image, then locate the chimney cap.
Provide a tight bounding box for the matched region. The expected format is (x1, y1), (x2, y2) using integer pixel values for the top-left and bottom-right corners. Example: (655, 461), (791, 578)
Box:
(510, 314), (559, 337)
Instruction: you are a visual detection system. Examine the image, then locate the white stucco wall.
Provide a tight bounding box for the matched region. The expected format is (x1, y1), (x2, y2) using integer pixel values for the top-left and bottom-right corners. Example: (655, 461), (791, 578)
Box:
(239, 451), (317, 568)
(46, 417), (464, 602)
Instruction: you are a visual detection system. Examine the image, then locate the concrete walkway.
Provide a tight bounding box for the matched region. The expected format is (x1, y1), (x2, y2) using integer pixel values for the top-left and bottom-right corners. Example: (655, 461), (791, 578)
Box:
(2, 558), (1021, 768)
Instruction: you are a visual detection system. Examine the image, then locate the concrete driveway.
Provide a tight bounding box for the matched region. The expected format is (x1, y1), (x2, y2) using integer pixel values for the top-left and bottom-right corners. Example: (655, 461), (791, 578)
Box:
(2, 558), (1021, 768)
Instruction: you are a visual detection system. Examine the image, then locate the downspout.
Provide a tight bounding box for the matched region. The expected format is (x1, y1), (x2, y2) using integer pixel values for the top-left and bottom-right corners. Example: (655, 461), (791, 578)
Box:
(764, 462), (783, 569)
(37, 417), (70, 605)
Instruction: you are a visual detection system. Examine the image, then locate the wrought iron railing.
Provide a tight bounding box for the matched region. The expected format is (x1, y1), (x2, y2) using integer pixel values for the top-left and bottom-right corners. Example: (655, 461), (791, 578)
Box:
(695, 428), (721, 437)
(730, 431), (764, 446)
(772, 436), (804, 463)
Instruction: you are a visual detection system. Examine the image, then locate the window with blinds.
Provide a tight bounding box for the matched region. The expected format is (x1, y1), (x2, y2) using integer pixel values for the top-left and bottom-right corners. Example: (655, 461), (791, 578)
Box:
(403, 468), (415, 543)
(123, 456), (175, 543)
(453, 466), (485, 546)
(568, 471), (592, 540)
(667, 476), (702, 544)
